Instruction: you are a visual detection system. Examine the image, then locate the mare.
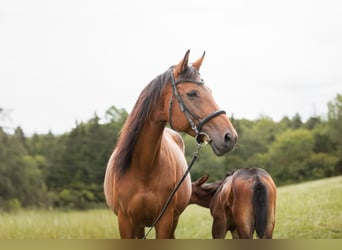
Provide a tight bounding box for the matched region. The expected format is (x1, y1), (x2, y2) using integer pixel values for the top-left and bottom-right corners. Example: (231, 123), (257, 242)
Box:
(190, 168), (276, 239)
(103, 50), (238, 238)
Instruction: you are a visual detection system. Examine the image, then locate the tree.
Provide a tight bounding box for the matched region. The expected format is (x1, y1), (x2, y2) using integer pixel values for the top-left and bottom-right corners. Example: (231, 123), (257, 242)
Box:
(290, 113), (303, 129)
(304, 116), (322, 130)
(45, 109), (127, 208)
(236, 116), (279, 160)
(327, 93), (342, 156)
(0, 128), (50, 210)
(2, 98), (341, 210)
(264, 129), (314, 184)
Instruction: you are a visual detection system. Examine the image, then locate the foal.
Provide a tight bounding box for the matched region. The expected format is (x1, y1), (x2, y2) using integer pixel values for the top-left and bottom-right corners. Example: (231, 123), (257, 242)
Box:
(190, 168), (276, 239)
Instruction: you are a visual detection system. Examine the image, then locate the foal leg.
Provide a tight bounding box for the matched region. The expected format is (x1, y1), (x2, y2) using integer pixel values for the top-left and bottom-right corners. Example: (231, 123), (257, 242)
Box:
(212, 216), (227, 239)
(234, 211), (254, 238)
(234, 210), (254, 238)
(232, 199), (254, 239)
(230, 229), (240, 239)
(237, 223), (253, 239)
(262, 218), (275, 239)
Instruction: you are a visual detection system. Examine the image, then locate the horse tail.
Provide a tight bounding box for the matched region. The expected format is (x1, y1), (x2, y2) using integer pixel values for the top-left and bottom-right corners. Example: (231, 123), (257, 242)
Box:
(252, 176), (268, 239)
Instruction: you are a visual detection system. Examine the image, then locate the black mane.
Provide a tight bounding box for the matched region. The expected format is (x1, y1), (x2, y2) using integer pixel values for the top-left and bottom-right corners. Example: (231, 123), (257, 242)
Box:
(113, 65), (201, 177)
(113, 70), (170, 176)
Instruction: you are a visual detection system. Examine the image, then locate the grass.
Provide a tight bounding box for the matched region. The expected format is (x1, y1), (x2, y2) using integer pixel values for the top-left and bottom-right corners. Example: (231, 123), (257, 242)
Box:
(273, 176), (342, 239)
(0, 176), (341, 239)
(0, 209), (119, 239)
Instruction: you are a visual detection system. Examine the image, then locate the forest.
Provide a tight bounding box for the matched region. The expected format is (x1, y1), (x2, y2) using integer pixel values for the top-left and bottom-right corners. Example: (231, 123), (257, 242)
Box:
(0, 93), (341, 211)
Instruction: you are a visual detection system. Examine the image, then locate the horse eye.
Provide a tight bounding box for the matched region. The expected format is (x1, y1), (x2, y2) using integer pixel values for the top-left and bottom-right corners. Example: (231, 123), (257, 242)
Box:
(186, 90), (198, 97)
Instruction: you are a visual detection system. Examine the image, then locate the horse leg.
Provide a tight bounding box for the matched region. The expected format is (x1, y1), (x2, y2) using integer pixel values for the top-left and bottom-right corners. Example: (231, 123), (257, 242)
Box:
(169, 214), (181, 239)
(135, 226), (145, 239)
(117, 211), (136, 239)
(155, 211), (177, 239)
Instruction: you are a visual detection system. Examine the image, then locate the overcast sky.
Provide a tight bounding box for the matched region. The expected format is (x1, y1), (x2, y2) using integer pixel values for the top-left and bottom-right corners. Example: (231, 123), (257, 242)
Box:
(1, 0), (341, 135)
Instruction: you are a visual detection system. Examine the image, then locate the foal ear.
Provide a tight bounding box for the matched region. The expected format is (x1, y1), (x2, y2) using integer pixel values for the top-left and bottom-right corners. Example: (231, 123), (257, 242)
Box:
(192, 51), (205, 71)
(174, 49), (190, 77)
(196, 174), (209, 186)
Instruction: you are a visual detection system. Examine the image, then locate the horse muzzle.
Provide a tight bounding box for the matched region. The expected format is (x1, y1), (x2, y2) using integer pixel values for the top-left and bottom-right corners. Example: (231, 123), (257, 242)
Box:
(209, 129), (238, 156)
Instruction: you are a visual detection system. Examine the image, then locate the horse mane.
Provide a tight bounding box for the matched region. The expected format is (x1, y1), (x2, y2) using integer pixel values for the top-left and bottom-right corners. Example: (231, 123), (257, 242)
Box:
(181, 65), (201, 80)
(113, 70), (169, 176)
(113, 66), (201, 177)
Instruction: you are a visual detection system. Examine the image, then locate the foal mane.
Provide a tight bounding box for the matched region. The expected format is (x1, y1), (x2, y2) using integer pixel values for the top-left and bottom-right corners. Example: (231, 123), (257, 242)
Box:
(203, 180), (224, 195)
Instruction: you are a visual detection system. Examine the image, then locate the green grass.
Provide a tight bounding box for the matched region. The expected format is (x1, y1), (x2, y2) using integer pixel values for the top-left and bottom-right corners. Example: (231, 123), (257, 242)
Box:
(0, 209), (119, 239)
(0, 176), (341, 239)
(274, 176), (342, 239)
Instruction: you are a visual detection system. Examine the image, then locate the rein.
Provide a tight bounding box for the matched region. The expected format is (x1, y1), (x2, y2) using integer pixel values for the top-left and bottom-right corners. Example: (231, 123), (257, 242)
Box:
(143, 69), (226, 239)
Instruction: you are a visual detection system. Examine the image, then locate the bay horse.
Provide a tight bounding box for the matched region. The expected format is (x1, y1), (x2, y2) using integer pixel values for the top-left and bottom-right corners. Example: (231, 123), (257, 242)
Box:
(104, 50), (238, 239)
(190, 168), (276, 239)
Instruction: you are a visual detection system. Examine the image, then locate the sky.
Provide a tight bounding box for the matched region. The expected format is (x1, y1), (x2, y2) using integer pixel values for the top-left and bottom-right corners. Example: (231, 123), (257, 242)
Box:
(1, 0), (341, 135)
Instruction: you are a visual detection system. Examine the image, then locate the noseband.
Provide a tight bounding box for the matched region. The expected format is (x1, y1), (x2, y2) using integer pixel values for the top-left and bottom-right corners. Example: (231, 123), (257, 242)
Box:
(168, 69), (226, 144)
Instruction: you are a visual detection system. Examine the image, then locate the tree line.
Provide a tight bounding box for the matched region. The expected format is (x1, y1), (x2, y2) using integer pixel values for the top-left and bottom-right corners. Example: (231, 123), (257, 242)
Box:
(1, 94), (341, 211)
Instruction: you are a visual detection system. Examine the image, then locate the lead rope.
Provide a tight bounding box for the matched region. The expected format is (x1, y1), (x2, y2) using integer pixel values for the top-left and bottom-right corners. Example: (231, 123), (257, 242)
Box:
(143, 143), (204, 239)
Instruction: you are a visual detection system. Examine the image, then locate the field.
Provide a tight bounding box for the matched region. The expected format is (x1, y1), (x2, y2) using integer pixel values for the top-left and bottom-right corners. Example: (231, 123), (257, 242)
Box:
(0, 176), (341, 239)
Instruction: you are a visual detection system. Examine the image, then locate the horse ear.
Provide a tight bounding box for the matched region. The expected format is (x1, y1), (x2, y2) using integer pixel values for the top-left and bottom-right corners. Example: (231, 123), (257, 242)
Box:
(174, 50), (190, 77)
(192, 51), (205, 71)
(196, 174), (209, 186)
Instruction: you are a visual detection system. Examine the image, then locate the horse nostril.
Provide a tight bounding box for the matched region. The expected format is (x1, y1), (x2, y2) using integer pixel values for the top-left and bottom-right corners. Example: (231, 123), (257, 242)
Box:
(224, 133), (232, 144)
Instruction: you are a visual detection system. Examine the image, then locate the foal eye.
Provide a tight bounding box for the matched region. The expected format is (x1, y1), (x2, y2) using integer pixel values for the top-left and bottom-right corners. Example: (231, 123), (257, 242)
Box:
(186, 90), (198, 97)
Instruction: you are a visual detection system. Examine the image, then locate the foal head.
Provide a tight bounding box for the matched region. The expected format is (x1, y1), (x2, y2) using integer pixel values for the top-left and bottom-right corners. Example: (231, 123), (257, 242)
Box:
(163, 50), (238, 155)
(190, 175), (222, 208)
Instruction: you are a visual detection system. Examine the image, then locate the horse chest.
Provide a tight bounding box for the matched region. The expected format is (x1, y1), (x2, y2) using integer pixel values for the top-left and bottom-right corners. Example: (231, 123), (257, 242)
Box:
(117, 187), (164, 223)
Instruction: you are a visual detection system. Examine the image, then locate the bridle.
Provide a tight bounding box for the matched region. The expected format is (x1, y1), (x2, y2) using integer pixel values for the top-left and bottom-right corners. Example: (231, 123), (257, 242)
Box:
(168, 68), (226, 145)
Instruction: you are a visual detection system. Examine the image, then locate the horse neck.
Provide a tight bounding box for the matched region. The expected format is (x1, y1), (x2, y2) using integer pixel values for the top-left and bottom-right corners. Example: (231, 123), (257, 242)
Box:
(131, 118), (166, 171)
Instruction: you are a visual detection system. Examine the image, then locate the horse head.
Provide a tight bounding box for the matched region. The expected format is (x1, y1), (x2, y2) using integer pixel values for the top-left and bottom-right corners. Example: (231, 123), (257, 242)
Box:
(164, 50), (238, 155)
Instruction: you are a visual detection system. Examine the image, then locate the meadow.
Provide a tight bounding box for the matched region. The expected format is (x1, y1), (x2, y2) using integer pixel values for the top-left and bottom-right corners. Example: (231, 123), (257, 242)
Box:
(0, 176), (341, 239)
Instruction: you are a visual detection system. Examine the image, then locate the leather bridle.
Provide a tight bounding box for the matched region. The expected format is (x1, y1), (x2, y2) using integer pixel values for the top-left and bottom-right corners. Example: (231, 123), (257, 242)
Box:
(168, 68), (226, 145)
